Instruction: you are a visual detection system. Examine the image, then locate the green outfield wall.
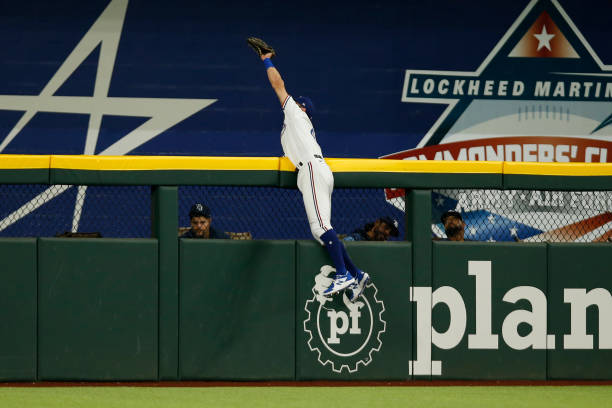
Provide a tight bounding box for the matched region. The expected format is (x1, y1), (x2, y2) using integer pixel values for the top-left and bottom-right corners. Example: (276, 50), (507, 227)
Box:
(0, 239), (37, 381)
(0, 239), (610, 381)
(0, 156), (610, 381)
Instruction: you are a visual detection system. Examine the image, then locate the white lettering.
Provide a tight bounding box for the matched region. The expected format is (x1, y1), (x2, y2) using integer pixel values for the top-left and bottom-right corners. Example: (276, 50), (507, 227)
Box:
(468, 261), (499, 349)
(530, 191), (544, 206)
(553, 82), (565, 97)
(506, 144), (522, 161)
(423, 79), (435, 94)
(498, 81), (508, 96)
(583, 82), (593, 97)
(523, 144), (537, 162)
(409, 287), (441, 375)
(468, 80), (480, 95)
(535, 81), (551, 97)
(438, 79), (449, 95)
(538, 144), (554, 162)
(484, 80), (494, 96)
(327, 310), (349, 344)
(410, 78), (419, 94)
(564, 288), (612, 349)
(486, 145), (504, 161)
(512, 81), (524, 96)
(585, 147), (599, 163)
(349, 304), (362, 334)
(569, 82), (580, 98)
(432, 286), (466, 350)
(443, 149), (467, 161)
(502, 286), (553, 350)
(555, 145), (570, 162)
(453, 79), (465, 95)
(468, 146), (486, 161)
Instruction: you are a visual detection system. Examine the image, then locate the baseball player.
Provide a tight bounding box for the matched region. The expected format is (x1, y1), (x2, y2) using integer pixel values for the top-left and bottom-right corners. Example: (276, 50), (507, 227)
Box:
(248, 37), (369, 301)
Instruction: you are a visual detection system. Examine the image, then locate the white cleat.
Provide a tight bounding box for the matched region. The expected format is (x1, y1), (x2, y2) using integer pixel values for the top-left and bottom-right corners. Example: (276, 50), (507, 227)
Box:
(348, 272), (370, 302)
(323, 272), (355, 296)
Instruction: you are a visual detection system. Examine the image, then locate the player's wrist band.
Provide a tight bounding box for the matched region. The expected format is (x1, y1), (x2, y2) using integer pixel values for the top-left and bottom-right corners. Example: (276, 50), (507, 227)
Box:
(263, 58), (274, 69)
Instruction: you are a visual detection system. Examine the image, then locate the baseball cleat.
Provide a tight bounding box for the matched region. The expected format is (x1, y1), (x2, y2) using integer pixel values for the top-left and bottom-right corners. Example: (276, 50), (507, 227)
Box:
(348, 271), (370, 302)
(323, 272), (355, 296)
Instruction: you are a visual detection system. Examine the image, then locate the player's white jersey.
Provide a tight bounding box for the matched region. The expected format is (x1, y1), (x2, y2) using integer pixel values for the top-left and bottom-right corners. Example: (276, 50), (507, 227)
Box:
(281, 95), (323, 168)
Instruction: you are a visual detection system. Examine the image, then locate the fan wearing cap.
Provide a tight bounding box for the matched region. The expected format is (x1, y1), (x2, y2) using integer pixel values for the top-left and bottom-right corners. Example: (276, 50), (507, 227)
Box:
(344, 217), (400, 242)
(181, 203), (227, 239)
(253, 48), (369, 302)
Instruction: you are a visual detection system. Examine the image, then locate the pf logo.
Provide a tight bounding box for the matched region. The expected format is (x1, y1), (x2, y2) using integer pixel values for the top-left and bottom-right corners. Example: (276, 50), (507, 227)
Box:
(303, 265), (386, 373)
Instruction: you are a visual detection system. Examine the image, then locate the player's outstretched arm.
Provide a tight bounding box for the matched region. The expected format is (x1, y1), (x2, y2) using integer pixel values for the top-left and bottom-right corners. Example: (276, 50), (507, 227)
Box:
(261, 52), (289, 105)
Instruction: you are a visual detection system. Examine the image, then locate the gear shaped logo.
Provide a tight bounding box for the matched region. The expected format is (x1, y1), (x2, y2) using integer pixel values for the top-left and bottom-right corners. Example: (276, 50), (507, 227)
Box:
(303, 265), (386, 373)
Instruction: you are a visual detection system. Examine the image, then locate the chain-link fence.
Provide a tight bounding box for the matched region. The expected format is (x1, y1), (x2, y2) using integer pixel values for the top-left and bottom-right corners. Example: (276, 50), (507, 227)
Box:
(0, 184), (151, 238)
(432, 189), (612, 242)
(2, 183), (611, 242)
(178, 186), (405, 241)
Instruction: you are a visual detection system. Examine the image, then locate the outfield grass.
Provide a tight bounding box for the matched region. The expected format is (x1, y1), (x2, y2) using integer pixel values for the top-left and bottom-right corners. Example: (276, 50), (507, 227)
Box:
(0, 386), (611, 408)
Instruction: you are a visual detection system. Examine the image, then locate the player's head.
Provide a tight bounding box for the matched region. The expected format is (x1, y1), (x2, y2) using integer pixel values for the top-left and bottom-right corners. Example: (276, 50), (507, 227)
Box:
(189, 203), (211, 237)
(295, 96), (315, 119)
(441, 210), (465, 241)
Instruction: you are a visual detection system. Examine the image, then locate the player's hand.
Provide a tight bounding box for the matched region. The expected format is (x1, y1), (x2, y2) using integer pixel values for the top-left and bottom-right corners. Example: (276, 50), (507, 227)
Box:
(260, 52), (274, 61)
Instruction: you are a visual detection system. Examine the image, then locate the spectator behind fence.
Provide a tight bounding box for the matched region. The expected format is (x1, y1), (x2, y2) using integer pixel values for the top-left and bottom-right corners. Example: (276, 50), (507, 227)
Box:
(181, 203), (228, 239)
(440, 210), (467, 241)
(343, 216), (400, 242)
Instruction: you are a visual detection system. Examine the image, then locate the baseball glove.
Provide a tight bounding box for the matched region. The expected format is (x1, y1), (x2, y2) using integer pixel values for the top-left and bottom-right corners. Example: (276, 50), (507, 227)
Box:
(246, 37), (276, 57)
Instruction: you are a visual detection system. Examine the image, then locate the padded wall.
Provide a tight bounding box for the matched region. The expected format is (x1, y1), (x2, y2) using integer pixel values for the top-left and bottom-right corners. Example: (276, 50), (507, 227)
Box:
(37, 238), (158, 380)
(0, 239), (37, 380)
(179, 239), (295, 380)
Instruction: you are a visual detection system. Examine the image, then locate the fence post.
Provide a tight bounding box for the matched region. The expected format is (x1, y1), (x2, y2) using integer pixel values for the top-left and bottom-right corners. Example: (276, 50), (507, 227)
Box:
(152, 186), (179, 380)
(405, 189), (432, 284)
(406, 189), (432, 379)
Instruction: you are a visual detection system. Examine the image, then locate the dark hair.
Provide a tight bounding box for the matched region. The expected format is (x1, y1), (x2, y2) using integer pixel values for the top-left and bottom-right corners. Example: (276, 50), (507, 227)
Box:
(378, 216), (400, 237)
(441, 210), (462, 224)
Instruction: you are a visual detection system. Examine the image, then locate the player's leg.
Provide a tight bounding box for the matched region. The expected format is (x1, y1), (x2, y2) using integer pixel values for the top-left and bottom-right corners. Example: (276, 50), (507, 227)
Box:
(317, 164), (368, 300)
(297, 160), (354, 294)
(318, 163), (368, 301)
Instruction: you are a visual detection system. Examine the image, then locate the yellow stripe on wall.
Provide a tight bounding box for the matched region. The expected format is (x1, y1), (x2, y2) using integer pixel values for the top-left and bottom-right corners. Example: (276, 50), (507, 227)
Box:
(281, 158), (503, 173)
(50, 155), (280, 171)
(0, 155), (50, 169)
(1, 154), (611, 176)
(504, 162), (612, 176)
(326, 159), (503, 174)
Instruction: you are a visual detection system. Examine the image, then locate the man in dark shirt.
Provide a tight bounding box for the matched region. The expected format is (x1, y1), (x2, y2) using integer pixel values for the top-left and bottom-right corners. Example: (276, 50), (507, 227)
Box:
(343, 216), (400, 242)
(181, 203), (227, 239)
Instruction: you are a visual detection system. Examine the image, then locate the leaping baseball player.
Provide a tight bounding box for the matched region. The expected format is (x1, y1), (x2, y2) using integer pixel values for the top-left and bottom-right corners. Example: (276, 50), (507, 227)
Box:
(247, 37), (369, 302)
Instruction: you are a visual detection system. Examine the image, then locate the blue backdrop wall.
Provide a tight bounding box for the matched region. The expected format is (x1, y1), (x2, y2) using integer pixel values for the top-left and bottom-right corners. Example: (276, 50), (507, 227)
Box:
(1, 0), (609, 159)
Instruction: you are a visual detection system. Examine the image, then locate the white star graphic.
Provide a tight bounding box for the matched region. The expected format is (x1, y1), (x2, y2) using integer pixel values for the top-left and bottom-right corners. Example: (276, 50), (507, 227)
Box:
(487, 214), (496, 224)
(509, 227), (518, 237)
(534, 25), (555, 52)
(435, 196), (445, 207)
(0, 0), (216, 233)
(469, 226), (477, 235)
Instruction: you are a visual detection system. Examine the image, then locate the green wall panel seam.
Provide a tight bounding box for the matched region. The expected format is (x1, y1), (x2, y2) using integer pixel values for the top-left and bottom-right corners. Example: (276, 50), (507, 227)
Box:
(293, 240), (297, 381)
(35, 238), (39, 382)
